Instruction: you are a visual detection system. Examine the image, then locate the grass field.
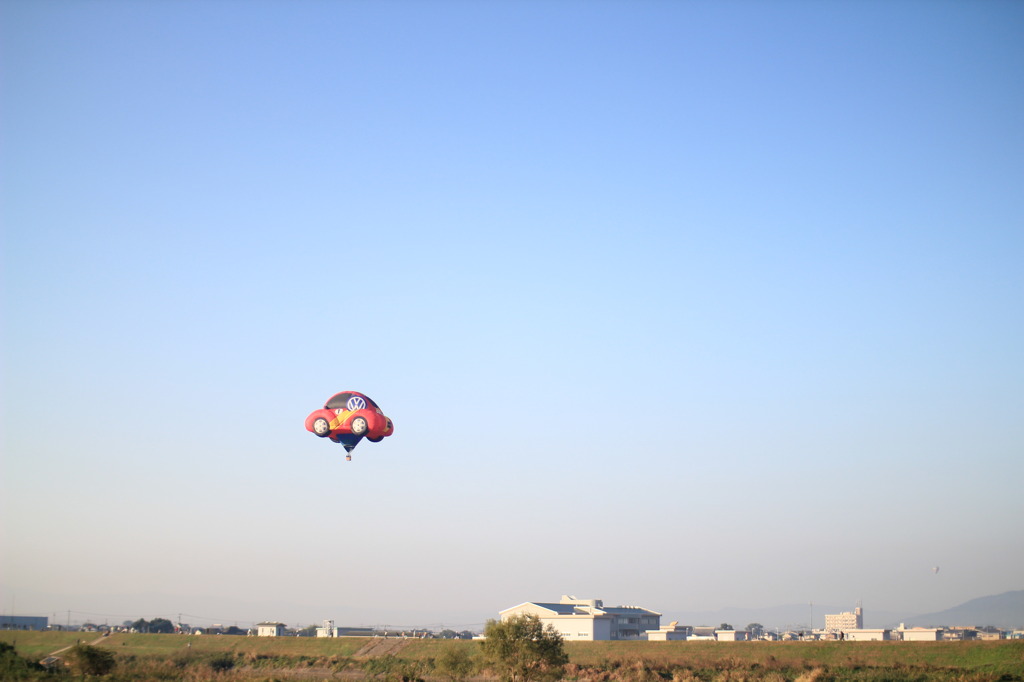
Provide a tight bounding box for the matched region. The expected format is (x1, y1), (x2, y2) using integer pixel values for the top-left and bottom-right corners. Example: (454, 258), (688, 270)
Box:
(2, 630), (1023, 680)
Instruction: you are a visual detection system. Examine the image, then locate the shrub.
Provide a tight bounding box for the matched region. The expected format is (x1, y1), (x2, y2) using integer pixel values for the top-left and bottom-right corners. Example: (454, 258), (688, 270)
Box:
(362, 653), (428, 681)
(435, 644), (476, 681)
(67, 643), (117, 676)
(208, 652), (236, 672)
(481, 615), (568, 682)
(0, 642), (49, 680)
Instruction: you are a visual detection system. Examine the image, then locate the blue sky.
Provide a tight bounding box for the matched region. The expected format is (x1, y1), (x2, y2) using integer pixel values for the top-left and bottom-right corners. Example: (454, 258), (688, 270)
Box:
(2, 0), (1022, 630)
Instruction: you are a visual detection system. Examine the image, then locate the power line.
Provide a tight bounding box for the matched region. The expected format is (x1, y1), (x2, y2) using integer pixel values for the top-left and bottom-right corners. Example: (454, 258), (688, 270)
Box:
(68, 610), (141, 619)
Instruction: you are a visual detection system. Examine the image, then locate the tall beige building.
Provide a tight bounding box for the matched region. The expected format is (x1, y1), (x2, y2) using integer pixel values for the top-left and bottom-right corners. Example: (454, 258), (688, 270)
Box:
(825, 606), (863, 632)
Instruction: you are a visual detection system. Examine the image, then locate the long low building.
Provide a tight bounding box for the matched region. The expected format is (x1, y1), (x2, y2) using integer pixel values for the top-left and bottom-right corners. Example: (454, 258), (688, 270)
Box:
(0, 616), (48, 630)
(900, 627), (942, 641)
(646, 622), (691, 641)
(844, 629), (891, 641)
(500, 595), (661, 641)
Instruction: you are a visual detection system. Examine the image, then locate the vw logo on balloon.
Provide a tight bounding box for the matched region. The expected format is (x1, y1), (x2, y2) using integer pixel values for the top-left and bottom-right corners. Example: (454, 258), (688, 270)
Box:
(346, 396), (366, 411)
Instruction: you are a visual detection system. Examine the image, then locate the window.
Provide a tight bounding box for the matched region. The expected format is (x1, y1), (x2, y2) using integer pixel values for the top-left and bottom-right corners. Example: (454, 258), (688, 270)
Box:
(325, 393), (380, 409)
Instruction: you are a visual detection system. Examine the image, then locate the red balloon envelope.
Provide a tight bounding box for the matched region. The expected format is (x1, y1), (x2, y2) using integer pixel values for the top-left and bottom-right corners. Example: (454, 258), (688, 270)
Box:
(305, 391), (394, 459)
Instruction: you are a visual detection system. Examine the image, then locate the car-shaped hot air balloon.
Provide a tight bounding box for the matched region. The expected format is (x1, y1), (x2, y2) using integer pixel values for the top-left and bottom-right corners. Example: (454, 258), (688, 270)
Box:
(305, 391), (394, 459)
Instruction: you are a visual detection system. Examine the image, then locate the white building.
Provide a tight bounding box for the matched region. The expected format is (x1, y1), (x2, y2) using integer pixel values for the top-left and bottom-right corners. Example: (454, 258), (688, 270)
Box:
(844, 629), (891, 641)
(716, 629), (749, 641)
(688, 626), (718, 641)
(500, 595), (661, 641)
(825, 606), (863, 632)
(900, 626), (942, 641)
(256, 622), (285, 637)
(646, 622), (691, 641)
(316, 619), (337, 637)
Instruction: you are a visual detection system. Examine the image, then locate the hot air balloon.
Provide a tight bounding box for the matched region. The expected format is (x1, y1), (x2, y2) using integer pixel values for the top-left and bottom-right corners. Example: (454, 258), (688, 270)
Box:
(305, 391), (394, 460)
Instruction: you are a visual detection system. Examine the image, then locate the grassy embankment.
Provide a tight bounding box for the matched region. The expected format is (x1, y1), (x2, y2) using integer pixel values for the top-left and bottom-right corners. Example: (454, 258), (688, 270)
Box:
(2, 630), (1023, 680)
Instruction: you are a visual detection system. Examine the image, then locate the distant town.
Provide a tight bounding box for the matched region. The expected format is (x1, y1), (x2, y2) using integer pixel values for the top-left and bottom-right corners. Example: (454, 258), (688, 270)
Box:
(3, 595), (1022, 642)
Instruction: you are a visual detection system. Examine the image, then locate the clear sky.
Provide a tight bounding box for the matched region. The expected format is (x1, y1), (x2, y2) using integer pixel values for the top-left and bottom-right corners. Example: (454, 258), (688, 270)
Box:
(2, 0), (1022, 631)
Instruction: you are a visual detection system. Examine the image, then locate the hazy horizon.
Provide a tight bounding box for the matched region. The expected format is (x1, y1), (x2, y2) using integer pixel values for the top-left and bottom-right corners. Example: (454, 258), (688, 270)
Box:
(3, 1), (1022, 632)
(4, 586), (1017, 632)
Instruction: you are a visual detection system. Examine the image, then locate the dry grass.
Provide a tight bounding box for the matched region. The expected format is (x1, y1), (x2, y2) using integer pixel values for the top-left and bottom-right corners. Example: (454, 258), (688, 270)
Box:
(3, 631), (1023, 680)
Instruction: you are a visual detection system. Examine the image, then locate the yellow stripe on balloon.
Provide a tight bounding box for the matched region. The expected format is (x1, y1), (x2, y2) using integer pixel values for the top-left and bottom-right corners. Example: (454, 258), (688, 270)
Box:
(329, 411), (352, 430)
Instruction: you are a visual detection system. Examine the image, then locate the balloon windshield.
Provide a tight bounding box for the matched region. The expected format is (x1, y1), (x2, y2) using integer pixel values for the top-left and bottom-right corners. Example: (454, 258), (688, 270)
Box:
(325, 392), (381, 410)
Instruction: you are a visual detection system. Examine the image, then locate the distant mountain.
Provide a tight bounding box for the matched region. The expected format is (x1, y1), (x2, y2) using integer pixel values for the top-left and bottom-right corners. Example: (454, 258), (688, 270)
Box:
(903, 591), (1024, 629)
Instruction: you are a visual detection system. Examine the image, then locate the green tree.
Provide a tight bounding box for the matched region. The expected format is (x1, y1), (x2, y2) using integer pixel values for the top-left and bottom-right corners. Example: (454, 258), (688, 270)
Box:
(746, 623), (764, 638)
(481, 615), (568, 682)
(67, 644), (117, 676)
(718, 623), (734, 631)
(435, 643), (476, 681)
(148, 617), (175, 634)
